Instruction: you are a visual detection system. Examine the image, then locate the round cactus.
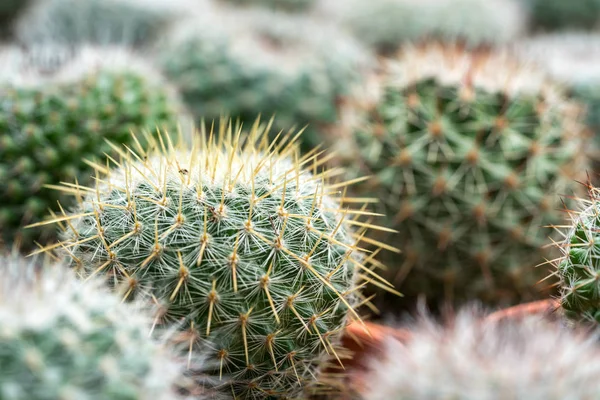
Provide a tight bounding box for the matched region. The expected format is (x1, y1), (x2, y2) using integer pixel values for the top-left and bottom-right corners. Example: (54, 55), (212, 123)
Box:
(526, 0), (600, 31)
(0, 47), (183, 247)
(318, 0), (527, 53)
(359, 309), (600, 399)
(37, 121), (388, 398)
(338, 43), (589, 309)
(555, 184), (600, 324)
(0, 254), (185, 400)
(15, 0), (180, 48)
(159, 3), (372, 152)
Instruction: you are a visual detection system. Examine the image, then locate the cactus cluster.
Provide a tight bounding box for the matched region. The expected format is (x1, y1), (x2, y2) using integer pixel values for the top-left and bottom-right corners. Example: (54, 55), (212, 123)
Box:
(160, 4), (371, 152)
(0, 254), (184, 400)
(15, 0), (179, 48)
(338, 43), (588, 308)
(360, 309), (600, 399)
(525, 0), (600, 31)
(555, 184), (600, 324)
(318, 0), (527, 53)
(35, 121), (388, 398)
(0, 47), (181, 246)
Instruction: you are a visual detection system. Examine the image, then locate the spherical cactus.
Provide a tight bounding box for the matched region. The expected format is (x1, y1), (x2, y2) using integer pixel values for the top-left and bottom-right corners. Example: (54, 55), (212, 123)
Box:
(318, 0), (527, 53)
(554, 184), (600, 324)
(37, 121), (389, 399)
(15, 0), (180, 48)
(159, 2), (372, 152)
(0, 254), (185, 399)
(526, 0), (600, 31)
(0, 47), (184, 247)
(338, 43), (589, 309)
(359, 309), (600, 399)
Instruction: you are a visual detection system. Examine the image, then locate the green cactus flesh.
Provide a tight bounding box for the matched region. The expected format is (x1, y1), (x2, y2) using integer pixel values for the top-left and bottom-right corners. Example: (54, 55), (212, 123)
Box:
(44, 122), (383, 398)
(0, 254), (182, 400)
(345, 45), (587, 308)
(219, 0), (315, 12)
(557, 186), (600, 324)
(528, 0), (600, 31)
(0, 61), (177, 246)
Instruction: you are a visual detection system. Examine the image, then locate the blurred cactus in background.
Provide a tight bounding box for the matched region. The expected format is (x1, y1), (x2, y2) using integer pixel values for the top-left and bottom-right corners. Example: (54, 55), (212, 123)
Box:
(0, 254), (186, 400)
(159, 1), (372, 152)
(0, 47), (184, 248)
(219, 0), (315, 12)
(0, 0), (31, 38)
(525, 0), (600, 31)
(39, 121), (387, 399)
(317, 0), (528, 53)
(359, 309), (600, 399)
(336, 43), (589, 309)
(15, 0), (181, 48)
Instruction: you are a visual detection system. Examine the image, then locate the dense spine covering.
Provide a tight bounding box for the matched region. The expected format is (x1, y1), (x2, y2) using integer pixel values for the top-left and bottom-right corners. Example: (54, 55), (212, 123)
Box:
(339, 43), (588, 308)
(318, 0), (527, 53)
(159, 2), (371, 152)
(0, 254), (184, 400)
(0, 47), (181, 247)
(555, 184), (600, 324)
(34, 120), (390, 398)
(359, 309), (600, 399)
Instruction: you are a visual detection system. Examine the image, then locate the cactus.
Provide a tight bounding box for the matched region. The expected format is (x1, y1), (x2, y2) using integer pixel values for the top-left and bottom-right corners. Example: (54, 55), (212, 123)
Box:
(359, 309), (600, 399)
(0, 47), (182, 248)
(554, 184), (600, 324)
(15, 0), (179, 48)
(0, 253), (185, 400)
(338, 43), (588, 309)
(318, 0), (527, 53)
(219, 0), (315, 12)
(159, 3), (372, 152)
(34, 120), (389, 399)
(525, 0), (600, 31)
(0, 0), (30, 38)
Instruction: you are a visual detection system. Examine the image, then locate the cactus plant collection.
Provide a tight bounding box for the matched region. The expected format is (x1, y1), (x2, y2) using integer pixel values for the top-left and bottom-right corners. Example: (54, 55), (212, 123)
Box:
(4, 0), (600, 398)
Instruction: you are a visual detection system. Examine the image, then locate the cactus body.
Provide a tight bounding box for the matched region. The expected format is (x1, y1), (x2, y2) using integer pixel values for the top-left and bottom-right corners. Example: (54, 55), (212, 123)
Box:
(219, 0), (314, 12)
(160, 4), (371, 152)
(0, 48), (181, 247)
(319, 0), (527, 53)
(360, 309), (600, 399)
(556, 185), (600, 324)
(0, 254), (183, 400)
(340, 43), (588, 308)
(41, 121), (384, 398)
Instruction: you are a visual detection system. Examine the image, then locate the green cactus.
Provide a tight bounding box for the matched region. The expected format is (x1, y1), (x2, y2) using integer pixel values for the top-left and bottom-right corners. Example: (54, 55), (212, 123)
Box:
(160, 5), (371, 152)
(526, 0), (600, 31)
(37, 121), (388, 399)
(0, 253), (186, 400)
(15, 0), (179, 48)
(359, 309), (600, 399)
(320, 0), (527, 53)
(339, 43), (588, 309)
(0, 47), (182, 248)
(0, 0), (30, 38)
(555, 184), (600, 324)
(219, 0), (315, 12)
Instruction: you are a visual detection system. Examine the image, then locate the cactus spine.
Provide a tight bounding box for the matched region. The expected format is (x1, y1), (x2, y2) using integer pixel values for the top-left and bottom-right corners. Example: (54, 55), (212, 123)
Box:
(36, 121), (389, 398)
(0, 254), (184, 400)
(339, 43), (588, 308)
